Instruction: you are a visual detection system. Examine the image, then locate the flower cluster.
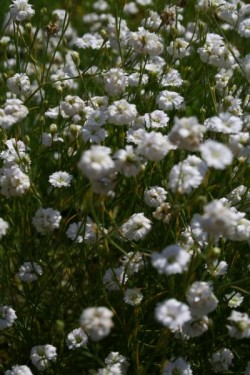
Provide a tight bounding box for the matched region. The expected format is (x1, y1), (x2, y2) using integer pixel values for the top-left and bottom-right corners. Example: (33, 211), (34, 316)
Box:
(1, 0), (250, 373)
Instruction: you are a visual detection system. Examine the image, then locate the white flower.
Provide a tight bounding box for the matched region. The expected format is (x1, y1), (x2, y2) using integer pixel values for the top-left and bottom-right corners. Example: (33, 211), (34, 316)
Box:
(238, 18), (250, 38)
(168, 116), (205, 150)
(0, 110), (16, 130)
(106, 18), (129, 50)
(128, 72), (148, 87)
(128, 27), (163, 56)
(80, 307), (114, 341)
(229, 216), (250, 242)
(155, 299), (191, 330)
(211, 348), (234, 372)
(74, 32), (105, 49)
(120, 251), (144, 274)
(198, 33), (236, 69)
(227, 185), (250, 207)
(5, 365), (33, 375)
(161, 69), (183, 87)
(208, 260), (228, 277)
(153, 202), (172, 224)
(186, 281), (218, 317)
(124, 289), (143, 306)
(86, 109), (108, 127)
(199, 200), (240, 237)
(136, 131), (171, 161)
(156, 90), (184, 111)
(0, 99), (28, 130)
(66, 327), (88, 349)
(60, 95), (85, 117)
(120, 213), (152, 241)
(215, 69), (233, 92)
(162, 357), (193, 375)
(103, 267), (128, 291)
(204, 112), (243, 134)
(141, 10), (161, 30)
(107, 99), (137, 126)
(78, 146), (115, 180)
(103, 68), (128, 96)
(144, 186), (167, 207)
(226, 292), (244, 308)
(10, 0), (35, 22)
(30, 344), (57, 371)
(190, 214), (209, 246)
(136, 0), (152, 5)
(220, 94), (242, 116)
(200, 140), (233, 169)
(126, 128), (147, 145)
(0, 306), (17, 330)
(90, 173), (117, 195)
(32, 208), (62, 235)
(0, 165), (30, 197)
(227, 310), (250, 339)
(152, 245), (191, 275)
(124, 2), (139, 15)
(66, 217), (101, 244)
(17, 262), (43, 282)
(168, 155), (208, 194)
(0, 138), (28, 167)
(144, 110), (169, 129)
(242, 54), (250, 82)
(216, 2), (238, 25)
(49, 171), (72, 188)
(50, 70), (74, 91)
(145, 56), (165, 74)
(114, 145), (143, 177)
(105, 352), (128, 374)
(167, 38), (192, 59)
(0, 218), (9, 239)
(7, 73), (31, 96)
(182, 316), (209, 338)
(82, 124), (107, 144)
(93, 0), (109, 11)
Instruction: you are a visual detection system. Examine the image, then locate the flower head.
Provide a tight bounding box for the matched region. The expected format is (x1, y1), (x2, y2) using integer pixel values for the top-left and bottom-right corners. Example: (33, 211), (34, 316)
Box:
(155, 298), (191, 331)
(80, 307), (114, 341)
(5, 365), (33, 375)
(0, 306), (17, 330)
(66, 327), (88, 349)
(49, 171), (72, 188)
(30, 344), (57, 371)
(10, 0), (35, 22)
(120, 213), (152, 241)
